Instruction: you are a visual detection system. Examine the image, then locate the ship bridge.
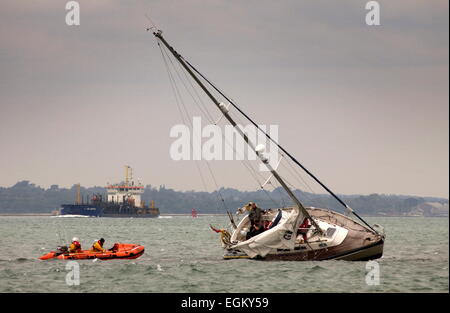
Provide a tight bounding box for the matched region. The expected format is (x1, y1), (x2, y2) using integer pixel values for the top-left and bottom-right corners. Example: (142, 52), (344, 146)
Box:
(106, 165), (145, 207)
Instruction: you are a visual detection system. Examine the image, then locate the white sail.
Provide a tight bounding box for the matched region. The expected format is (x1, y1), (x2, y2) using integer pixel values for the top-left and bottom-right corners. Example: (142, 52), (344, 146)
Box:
(232, 208), (301, 258)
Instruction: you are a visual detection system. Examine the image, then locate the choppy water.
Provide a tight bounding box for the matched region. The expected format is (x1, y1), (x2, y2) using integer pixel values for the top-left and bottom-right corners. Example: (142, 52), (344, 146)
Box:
(0, 215), (448, 293)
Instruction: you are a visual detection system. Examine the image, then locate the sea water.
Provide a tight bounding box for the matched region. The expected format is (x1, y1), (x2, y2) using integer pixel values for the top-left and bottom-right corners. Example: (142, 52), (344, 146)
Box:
(0, 215), (447, 292)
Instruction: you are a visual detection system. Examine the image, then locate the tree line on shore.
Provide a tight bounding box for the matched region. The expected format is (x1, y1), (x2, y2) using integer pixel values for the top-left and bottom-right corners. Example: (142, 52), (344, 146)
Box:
(0, 180), (447, 217)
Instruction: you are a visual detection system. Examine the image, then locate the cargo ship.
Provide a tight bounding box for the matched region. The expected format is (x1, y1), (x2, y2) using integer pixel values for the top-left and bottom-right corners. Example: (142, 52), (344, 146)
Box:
(59, 166), (160, 218)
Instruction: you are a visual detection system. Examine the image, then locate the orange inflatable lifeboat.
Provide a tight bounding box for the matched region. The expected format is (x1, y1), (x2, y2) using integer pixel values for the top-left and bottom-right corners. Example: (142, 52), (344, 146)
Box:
(39, 243), (144, 260)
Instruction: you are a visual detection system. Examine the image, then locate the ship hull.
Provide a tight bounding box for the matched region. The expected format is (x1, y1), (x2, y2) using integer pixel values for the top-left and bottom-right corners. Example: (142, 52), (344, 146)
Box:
(101, 213), (159, 218)
(59, 203), (160, 218)
(59, 204), (102, 217)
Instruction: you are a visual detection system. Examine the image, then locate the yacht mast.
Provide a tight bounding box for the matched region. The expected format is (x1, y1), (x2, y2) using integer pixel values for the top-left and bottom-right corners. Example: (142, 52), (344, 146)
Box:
(180, 59), (378, 233)
(153, 30), (322, 233)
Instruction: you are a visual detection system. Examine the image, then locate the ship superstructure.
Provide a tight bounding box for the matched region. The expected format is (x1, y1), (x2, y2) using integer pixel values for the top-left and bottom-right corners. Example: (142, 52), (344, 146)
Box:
(59, 166), (160, 218)
(106, 166), (145, 207)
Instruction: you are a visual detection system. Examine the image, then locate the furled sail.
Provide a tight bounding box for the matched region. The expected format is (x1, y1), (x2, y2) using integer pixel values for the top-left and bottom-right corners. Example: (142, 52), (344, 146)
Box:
(232, 209), (301, 258)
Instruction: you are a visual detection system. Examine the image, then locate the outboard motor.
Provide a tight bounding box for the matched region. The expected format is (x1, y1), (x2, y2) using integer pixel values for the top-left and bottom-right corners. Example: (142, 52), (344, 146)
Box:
(56, 245), (68, 255)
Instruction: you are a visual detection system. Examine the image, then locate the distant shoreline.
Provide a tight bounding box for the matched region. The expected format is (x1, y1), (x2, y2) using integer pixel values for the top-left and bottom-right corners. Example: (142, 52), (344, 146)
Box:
(0, 213), (227, 217)
(0, 213), (446, 218)
(0, 213), (53, 216)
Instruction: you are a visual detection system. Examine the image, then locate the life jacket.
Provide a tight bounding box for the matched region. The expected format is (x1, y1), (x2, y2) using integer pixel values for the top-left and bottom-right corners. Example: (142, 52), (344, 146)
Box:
(91, 240), (104, 252)
(298, 218), (311, 241)
(69, 241), (81, 253)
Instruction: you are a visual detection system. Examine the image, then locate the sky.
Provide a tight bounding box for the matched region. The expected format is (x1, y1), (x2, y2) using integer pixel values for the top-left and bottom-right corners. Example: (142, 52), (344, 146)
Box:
(0, 0), (448, 198)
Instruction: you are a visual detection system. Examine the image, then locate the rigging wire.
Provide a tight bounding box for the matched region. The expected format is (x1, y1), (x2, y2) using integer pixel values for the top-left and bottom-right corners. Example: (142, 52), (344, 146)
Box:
(284, 157), (316, 194)
(154, 31), (328, 233)
(229, 104), (317, 202)
(158, 40), (227, 212)
(272, 180), (288, 208)
(196, 93), (284, 209)
(180, 57), (378, 233)
(229, 109), (319, 206)
(223, 108), (306, 208)
(183, 58), (340, 196)
(279, 160), (317, 202)
(226, 111), (288, 208)
(157, 41), (210, 201)
(144, 14), (158, 31)
(158, 34), (348, 222)
(171, 57), (215, 123)
(162, 44), (228, 211)
(174, 58), (215, 123)
(161, 42), (273, 209)
(159, 39), (284, 211)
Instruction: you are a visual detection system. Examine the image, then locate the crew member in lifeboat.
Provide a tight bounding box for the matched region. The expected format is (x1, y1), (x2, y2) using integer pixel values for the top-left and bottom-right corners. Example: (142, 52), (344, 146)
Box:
(69, 237), (82, 253)
(91, 238), (106, 252)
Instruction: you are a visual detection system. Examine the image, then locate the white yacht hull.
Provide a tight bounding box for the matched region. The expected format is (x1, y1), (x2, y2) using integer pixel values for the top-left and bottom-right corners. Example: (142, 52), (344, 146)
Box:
(224, 207), (385, 261)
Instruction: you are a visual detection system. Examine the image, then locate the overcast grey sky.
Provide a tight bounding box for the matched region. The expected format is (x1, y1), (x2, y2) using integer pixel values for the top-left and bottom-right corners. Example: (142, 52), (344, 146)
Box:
(0, 0), (448, 198)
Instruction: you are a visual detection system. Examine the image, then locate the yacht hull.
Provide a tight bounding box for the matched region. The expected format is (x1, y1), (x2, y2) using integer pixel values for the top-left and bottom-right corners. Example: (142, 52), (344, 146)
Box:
(263, 238), (384, 261)
(224, 207), (385, 261)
